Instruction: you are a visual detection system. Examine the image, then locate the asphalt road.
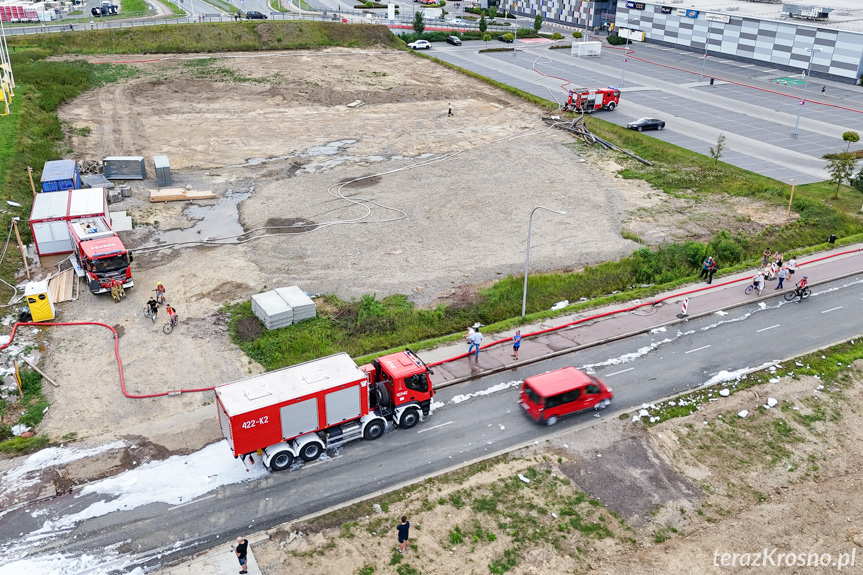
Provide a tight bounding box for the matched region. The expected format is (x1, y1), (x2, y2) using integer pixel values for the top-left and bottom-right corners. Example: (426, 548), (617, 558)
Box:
(4, 273), (861, 571)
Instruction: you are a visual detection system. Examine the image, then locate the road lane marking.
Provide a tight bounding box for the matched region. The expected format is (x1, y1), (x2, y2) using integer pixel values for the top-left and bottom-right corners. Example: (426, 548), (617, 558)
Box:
(174, 494), (215, 510)
(417, 421), (454, 434)
(821, 306), (843, 314)
(606, 368), (634, 377)
(685, 345), (711, 354)
(756, 324), (781, 333)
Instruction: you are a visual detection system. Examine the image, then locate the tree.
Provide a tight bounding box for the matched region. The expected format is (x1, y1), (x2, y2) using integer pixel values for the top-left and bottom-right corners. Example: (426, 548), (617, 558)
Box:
(489, 6), (496, 19)
(533, 14), (542, 32)
(843, 131), (859, 153)
(412, 11), (425, 34)
(482, 33), (491, 48)
(826, 152), (856, 199)
(479, 15), (487, 34)
(709, 133), (726, 165)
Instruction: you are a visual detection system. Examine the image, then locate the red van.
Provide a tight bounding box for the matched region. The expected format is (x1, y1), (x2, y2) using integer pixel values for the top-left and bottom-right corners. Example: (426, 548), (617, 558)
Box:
(518, 367), (613, 426)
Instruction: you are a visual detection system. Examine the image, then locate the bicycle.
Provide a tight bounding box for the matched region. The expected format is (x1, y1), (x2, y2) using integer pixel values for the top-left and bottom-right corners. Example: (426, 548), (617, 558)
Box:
(153, 290), (166, 305)
(143, 303), (159, 324)
(163, 313), (179, 334)
(784, 287), (811, 302)
(744, 281), (763, 295)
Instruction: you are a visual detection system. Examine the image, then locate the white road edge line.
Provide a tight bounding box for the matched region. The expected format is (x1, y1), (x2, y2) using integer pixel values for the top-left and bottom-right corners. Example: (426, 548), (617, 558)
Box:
(756, 324), (781, 333)
(174, 494), (216, 510)
(821, 306), (843, 314)
(685, 345), (711, 354)
(417, 421), (454, 434)
(606, 367), (634, 377)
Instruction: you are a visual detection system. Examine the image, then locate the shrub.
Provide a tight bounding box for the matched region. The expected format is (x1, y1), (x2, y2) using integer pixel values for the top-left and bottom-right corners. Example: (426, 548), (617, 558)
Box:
(606, 35), (628, 45)
(572, 31), (582, 39)
(551, 32), (563, 40)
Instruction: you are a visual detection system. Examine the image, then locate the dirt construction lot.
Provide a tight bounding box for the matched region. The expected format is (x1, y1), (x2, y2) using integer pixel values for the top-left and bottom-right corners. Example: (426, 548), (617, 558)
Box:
(28, 48), (788, 453)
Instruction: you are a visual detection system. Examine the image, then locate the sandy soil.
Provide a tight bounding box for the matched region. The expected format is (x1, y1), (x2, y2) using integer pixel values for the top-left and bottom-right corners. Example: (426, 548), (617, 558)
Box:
(248, 364), (863, 575)
(18, 47), (792, 457)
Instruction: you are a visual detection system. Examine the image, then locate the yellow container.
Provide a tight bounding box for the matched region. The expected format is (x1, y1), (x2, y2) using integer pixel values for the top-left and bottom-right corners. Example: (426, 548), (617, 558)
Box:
(25, 281), (55, 322)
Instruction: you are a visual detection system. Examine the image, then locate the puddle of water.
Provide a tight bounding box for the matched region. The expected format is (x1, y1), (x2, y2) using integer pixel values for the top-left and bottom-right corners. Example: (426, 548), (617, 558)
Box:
(155, 190), (251, 246)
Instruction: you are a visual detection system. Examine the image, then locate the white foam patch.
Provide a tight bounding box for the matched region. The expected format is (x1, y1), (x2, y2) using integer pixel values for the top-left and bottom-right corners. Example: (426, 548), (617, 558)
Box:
(29, 441), (268, 536)
(449, 380), (521, 404)
(702, 361), (779, 387)
(0, 441), (126, 502)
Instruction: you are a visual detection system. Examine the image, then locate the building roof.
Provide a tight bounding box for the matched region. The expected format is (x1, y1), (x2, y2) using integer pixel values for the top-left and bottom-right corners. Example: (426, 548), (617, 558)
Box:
(673, 0), (863, 33)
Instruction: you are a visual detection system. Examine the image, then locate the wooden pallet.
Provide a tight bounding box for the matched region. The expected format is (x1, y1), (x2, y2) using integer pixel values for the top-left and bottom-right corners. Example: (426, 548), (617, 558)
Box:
(48, 268), (75, 303)
(149, 188), (215, 202)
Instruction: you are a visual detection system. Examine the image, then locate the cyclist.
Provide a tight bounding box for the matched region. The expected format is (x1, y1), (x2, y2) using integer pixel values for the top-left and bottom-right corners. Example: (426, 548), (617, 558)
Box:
(165, 304), (178, 326)
(156, 281), (166, 304)
(752, 270), (765, 296)
(147, 296), (159, 320)
(795, 276), (809, 302)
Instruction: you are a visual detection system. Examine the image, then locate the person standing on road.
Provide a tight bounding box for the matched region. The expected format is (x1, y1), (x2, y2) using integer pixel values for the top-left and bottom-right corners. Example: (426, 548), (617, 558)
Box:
(821, 86), (826, 95)
(467, 328), (482, 358)
(232, 536), (249, 573)
(776, 266), (788, 289)
(397, 516), (410, 554)
(512, 330), (522, 359)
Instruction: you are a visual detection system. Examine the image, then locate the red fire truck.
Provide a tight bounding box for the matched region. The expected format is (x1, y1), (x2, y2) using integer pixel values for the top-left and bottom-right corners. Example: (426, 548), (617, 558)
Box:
(215, 350), (435, 471)
(68, 216), (134, 295)
(563, 87), (621, 113)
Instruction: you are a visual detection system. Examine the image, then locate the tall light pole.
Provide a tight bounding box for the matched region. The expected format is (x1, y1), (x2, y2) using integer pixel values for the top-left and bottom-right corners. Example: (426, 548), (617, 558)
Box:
(619, 13), (629, 88)
(790, 47), (822, 139)
(699, 18), (712, 83)
(521, 206), (567, 318)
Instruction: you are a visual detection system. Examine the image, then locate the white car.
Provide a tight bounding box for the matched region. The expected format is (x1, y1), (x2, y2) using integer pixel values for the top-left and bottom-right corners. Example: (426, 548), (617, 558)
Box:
(408, 40), (431, 50)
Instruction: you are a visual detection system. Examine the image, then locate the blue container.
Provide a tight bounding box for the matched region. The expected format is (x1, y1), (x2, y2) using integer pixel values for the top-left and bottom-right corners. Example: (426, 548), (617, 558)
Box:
(41, 160), (82, 193)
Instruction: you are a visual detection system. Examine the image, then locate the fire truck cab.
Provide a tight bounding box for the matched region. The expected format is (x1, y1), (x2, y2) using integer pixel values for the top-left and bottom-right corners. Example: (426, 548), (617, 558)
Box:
(564, 87), (621, 113)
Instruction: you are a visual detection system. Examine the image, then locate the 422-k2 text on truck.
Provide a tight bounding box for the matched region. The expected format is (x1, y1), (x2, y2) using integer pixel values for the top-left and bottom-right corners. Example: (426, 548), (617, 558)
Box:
(215, 350), (435, 471)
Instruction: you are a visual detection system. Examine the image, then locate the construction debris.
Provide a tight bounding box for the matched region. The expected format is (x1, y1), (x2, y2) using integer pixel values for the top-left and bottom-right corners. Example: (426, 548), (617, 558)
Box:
(543, 116), (653, 166)
(47, 268), (75, 303)
(347, 100), (364, 108)
(149, 188), (215, 202)
(77, 159), (104, 175)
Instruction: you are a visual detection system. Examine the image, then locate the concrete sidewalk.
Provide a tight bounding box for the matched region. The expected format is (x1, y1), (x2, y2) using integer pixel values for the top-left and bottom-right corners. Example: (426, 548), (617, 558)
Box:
(157, 535), (267, 575)
(155, 245), (862, 574)
(423, 245), (863, 386)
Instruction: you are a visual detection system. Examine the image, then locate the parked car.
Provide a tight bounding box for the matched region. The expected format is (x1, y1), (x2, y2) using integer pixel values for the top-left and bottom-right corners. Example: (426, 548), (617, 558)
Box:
(518, 367), (613, 426)
(446, 36), (462, 46)
(245, 10), (267, 19)
(626, 118), (666, 131)
(408, 40), (431, 50)
(498, 34), (514, 43)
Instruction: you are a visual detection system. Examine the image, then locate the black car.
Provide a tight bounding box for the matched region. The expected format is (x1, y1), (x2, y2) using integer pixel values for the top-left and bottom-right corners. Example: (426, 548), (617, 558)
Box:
(446, 36), (462, 46)
(626, 118), (666, 132)
(91, 5), (110, 15)
(245, 10), (267, 19)
(498, 34), (513, 43)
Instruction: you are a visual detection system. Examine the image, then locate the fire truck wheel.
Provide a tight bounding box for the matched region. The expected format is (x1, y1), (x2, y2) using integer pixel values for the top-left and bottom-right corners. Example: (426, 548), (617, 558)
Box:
(300, 441), (324, 462)
(363, 419), (386, 440)
(399, 408), (420, 429)
(606, 102), (616, 111)
(270, 451), (294, 471)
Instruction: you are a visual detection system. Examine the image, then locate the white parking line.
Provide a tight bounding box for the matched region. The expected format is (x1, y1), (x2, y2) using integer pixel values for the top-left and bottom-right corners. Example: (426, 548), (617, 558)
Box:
(417, 421), (454, 434)
(821, 306), (843, 314)
(756, 324), (781, 333)
(685, 345), (711, 354)
(606, 367), (634, 377)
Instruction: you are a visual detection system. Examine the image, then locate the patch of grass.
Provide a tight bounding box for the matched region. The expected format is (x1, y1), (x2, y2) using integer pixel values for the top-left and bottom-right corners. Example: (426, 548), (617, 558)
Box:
(389, 548), (403, 565)
(270, 0), (288, 11)
(19, 369), (48, 427)
(396, 564), (420, 575)
(122, 0), (150, 11)
(90, 63), (140, 87)
(163, 0), (186, 15)
(341, 521), (358, 538)
(0, 435), (50, 454)
(449, 524), (464, 544)
(357, 566), (375, 575)
(488, 548), (518, 574)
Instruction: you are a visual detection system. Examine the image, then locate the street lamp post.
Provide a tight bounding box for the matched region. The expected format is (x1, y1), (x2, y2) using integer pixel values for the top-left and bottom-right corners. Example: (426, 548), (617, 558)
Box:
(521, 206), (567, 318)
(699, 18), (712, 83)
(619, 14), (629, 88)
(790, 47), (822, 139)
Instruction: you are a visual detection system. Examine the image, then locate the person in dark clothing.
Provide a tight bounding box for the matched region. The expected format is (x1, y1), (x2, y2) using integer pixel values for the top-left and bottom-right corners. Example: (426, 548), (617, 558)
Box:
(232, 537), (249, 573)
(699, 256), (713, 280)
(706, 258), (718, 284)
(397, 516), (410, 553)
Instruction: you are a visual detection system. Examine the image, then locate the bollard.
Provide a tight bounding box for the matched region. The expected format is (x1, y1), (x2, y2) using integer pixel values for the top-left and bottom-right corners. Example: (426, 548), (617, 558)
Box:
(677, 298), (689, 319)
